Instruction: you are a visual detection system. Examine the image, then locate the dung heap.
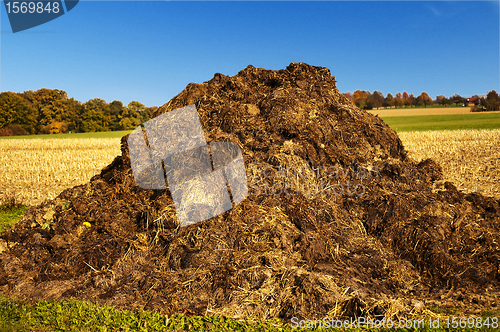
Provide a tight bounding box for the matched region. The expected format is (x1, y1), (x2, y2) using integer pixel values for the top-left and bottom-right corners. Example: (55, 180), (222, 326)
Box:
(1, 63), (499, 321)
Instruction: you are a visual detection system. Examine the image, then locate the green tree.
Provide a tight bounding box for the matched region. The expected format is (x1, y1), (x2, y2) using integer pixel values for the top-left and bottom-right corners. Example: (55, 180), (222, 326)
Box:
(62, 98), (85, 133)
(29, 89), (69, 129)
(1, 88), (153, 133)
(383, 93), (394, 108)
(435, 95), (445, 105)
(485, 90), (500, 112)
(369, 91), (384, 109)
(416, 97), (424, 107)
(0, 92), (37, 134)
(82, 98), (110, 132)
(0, 93), (17, 128)
(451, 94), (466, 106)
(438, 96), (450, 106)
(479, 96), (486, 107)
(109, 100), (126, 131)
(127, 101), (146, 114)
(142, 106), (157, 123)
(117, 101), (144, 130)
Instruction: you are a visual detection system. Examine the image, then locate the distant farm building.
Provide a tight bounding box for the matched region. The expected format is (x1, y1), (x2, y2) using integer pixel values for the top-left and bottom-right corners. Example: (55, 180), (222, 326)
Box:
(467, 96), (485, 106)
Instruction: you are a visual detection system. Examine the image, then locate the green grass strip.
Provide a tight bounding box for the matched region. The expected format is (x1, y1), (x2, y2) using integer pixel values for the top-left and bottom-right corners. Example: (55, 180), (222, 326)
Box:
(1, 295), (499, 331)
(381, 113), (500, 132)
(0, 295), (290, 332)
(0, 204), (27, 234)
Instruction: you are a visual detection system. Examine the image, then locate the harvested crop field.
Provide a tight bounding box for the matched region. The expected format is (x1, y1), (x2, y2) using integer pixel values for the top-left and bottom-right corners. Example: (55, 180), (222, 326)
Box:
(400, 130), (500, 200)
(1, 63), (499, 323)
(0, 138), (120, 206)
(1, 131), (499, 205)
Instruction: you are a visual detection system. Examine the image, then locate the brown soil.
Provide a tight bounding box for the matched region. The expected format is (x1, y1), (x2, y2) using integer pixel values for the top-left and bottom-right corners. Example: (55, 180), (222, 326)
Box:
(1, 63), (499, 321)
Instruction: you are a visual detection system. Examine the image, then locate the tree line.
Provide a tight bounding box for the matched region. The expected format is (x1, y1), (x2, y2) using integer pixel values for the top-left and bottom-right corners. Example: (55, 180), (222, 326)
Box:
(0, 88), (157, 136)
(2, 88), (499, 137)
(342, 90), (500, 112)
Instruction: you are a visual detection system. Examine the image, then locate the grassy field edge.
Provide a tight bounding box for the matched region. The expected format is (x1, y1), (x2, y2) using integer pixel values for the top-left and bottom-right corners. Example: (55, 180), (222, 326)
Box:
(1, 295), (499, 332)
(381, 113), (500, 132)
(0, 112), (500, 139)
(0, 200), (28, 234)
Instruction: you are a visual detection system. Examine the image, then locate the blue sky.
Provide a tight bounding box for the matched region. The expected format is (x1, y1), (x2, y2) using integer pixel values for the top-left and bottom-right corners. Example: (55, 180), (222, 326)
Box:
(1, 1), (499, 107)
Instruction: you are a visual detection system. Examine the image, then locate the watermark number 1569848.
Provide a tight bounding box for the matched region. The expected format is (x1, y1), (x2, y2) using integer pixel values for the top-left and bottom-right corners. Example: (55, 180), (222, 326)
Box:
(3, 0), (79, 33)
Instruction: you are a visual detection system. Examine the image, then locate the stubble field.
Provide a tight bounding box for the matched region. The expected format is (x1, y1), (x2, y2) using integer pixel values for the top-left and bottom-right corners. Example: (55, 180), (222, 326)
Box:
(399, 129), (500, 199)
(0, 129), (498, 206)
(0, 138), (121, 206)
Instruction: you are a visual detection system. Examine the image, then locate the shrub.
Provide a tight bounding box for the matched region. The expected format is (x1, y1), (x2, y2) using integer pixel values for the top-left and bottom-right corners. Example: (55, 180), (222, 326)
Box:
(49, 121), (69, 134)
(0, 128), (13, 136)
(6, 124), (27, 136)
(470, 105), (487, 112)
(40, 122), (70, 134)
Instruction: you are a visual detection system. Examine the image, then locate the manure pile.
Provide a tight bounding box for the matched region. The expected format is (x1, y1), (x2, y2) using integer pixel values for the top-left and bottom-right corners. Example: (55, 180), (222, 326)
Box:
(1, 63), (499, 321)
